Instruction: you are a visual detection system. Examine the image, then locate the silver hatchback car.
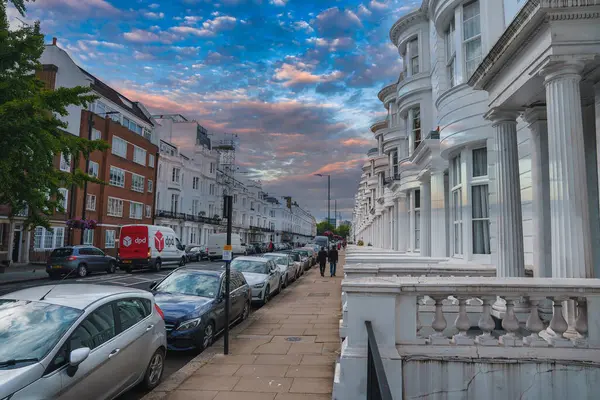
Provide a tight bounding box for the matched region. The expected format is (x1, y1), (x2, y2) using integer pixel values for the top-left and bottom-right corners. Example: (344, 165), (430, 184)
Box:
(0, 284), (167, 400)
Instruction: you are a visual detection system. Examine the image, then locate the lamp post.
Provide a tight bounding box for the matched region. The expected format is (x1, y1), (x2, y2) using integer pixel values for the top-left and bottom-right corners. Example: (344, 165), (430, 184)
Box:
(314, 174), (331, 231)
(80, 110), (120, 244)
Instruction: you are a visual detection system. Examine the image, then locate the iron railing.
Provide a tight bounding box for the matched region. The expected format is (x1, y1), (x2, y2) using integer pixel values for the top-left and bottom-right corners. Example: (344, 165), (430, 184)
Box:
(365, 321), (392, 400)
(155, 210), (222, 225)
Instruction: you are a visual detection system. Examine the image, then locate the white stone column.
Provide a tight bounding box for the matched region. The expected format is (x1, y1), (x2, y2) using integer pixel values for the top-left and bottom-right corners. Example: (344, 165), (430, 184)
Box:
(391, 203), (397, 250)
(397, 196), (407, 252)
(543, 62), (593, 278)
(430, 169), (447, 257)
(419, 178), (432, 257)
(485, 108), (525, 277)
(523, 107), (552, 277)
(596, 82), (600, 216)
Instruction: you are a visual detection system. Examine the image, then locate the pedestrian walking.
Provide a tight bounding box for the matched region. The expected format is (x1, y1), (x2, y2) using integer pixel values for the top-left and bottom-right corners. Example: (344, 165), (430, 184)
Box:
(317, 246), (328, 277)
(328, 245), (339, 277)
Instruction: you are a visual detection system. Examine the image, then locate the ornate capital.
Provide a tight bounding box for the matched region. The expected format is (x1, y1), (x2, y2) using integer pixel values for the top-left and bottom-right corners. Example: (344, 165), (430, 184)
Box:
(484, 107), (522, 126)
(539, 58), (586, 85)
(522, 106), (547, 126)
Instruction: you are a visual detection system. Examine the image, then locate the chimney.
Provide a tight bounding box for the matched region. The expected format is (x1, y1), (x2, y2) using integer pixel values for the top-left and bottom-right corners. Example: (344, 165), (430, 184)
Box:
(52, 37), (57, 45)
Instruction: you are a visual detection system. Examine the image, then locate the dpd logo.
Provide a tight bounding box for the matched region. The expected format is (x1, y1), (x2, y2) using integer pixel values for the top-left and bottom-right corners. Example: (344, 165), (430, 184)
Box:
(154, 231), (165, 252)
(134, 237), (147, 244)
(122, 236), (132, 247)
(165, 237), (175, 247)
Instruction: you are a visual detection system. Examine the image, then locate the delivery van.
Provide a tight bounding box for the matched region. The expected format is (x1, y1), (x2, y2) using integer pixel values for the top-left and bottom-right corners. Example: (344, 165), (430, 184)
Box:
(207, 233), (245, 261)
(118, 224), (186, 272)
(314, 235), (329, 249)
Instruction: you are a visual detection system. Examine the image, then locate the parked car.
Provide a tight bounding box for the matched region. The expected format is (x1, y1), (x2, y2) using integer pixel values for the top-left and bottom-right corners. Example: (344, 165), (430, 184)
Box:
(301, 247), (317, 266)
(185, 246), (207, 262)
(282, 250), (304, 279)
(0, 284), (167, 400)
(259, 243), (268, 253)
(46, 245), (117, 279)
(151, 267), (251, 352)
(230, 256), (281, 305)
(242, 243), (256, 255)
(248, 242), (263, 254)
(207, 233), (245, 261)
(118, 225), (186, 272)
(261, 253), (294, 288)
(295, 249), (312, 271)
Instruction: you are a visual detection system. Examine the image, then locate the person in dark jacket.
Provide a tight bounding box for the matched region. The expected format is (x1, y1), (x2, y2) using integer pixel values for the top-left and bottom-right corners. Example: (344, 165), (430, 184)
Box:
(328, 245), (339, 277)
(317, 247), (328, 277)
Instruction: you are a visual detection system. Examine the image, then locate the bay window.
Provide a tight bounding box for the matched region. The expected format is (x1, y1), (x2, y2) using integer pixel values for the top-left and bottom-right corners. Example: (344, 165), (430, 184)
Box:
(472, 147), (490, 254)
(446, 18), (456, 88)
(414, 190), (420, 250)
(412, 107), (421, 150)
(463, 0), (482, 78)
(451, 155), (463, 255)
(409, 38), (419, 75)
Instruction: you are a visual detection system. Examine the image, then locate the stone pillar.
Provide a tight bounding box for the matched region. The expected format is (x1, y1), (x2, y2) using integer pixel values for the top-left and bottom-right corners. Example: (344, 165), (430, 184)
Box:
(430, 170), (447, 257)
(523, 107), (552, 278)
(543, 62), (593, 279)
(485, 108), (525, 277)
(391, 202), (397, 250)
(419, 178), (431, 257)
(397, 196), (407, 252)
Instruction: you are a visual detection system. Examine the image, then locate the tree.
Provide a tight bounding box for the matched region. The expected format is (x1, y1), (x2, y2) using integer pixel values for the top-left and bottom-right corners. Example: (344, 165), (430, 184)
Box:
(0, 0), (108, 229)
(316, 221), (334, 235)
(335, 224), (350, 239)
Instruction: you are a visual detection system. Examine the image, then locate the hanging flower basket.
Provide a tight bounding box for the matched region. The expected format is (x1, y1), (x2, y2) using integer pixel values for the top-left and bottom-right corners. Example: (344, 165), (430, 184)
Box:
(66, 218), (98, 230)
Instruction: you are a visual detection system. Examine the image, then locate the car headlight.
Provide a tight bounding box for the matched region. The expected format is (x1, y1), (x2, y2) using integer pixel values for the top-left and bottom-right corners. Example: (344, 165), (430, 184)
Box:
(252, 283), (265, 288)
(177, 317), (202, 331)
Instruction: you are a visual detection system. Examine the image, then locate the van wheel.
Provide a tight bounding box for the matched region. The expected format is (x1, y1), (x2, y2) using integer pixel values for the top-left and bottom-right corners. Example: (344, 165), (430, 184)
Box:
(154, 260), (162, 272)
(179, 257), (186, 267)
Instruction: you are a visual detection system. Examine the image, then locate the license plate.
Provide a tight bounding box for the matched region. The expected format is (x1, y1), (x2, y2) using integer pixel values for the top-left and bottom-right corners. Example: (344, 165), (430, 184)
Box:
(122, 260), (132, 264)
(52, 265), (61, 269)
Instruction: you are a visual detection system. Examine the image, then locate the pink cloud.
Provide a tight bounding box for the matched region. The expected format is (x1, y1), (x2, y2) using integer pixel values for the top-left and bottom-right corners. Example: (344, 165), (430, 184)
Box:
(273, 63), (343, 87)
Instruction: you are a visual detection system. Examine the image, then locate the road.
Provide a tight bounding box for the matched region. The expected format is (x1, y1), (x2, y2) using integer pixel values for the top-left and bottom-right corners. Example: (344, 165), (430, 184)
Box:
(0, 260), (231, 400)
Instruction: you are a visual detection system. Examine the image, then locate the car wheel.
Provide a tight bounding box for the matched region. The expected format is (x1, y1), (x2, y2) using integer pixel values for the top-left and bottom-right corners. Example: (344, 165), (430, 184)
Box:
(179, 257), (186, 267)
(283, 276), (288, 289)
(154, 260), (162, 272)
(143, 348), (165, 390)
(106, 261), (116, 274)
(241, 301), (250, 321)
(262, 285), (270, 306)
(77, 264), (88, 278)
(200, 322), (215, 351)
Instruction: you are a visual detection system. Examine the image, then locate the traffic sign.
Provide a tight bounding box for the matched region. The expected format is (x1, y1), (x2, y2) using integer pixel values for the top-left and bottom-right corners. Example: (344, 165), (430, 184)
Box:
(223, 250), (232, 261)
(223, 245), (232, 251)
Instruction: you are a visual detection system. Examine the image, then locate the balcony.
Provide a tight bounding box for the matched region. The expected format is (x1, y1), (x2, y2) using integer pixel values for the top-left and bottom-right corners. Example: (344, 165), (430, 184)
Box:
(155, 210), (222, 225)
(249, 225), (274, 233)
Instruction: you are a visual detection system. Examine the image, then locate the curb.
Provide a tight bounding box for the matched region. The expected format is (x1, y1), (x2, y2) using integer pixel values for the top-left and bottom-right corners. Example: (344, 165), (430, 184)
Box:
(140, 312), (262, 400)
(0, 274), (49, 287)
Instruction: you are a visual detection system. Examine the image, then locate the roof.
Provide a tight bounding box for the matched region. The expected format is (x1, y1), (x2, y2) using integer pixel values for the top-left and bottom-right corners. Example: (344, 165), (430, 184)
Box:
(1, 284), (148, 310)
(78, 68), (154, 125)
(235, 256), (271, 263)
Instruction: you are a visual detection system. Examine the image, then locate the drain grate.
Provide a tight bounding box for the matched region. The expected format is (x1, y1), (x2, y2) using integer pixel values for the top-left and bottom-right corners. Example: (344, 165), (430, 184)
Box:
(285, 336), (302, 342)
(308, 292), (330, 297)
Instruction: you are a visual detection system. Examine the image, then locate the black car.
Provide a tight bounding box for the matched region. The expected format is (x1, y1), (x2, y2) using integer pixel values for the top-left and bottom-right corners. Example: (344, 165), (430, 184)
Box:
(249, 242), (263, 254)
(151, 267), (251, 352)
(46, 245), (117, 279)
(185, 245), (207, 262)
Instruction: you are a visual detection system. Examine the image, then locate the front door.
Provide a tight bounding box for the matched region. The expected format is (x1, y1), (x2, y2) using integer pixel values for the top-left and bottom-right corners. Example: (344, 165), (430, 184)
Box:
(12, 230), (21, 262)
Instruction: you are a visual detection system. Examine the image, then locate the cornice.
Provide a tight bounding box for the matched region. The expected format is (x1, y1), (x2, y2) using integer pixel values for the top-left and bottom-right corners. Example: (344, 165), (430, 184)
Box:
(389, 8), (428, 47)
(378, 82), (398, 105)
(370, 120), (388, 135)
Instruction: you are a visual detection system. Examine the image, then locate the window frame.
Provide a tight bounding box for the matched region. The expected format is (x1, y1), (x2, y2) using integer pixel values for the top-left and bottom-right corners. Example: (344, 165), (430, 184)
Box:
(33, 226), (65, 251)
(409, 37), (419, 75)
(105, 230), (116, 248)
(57, 188), (69, 212)
(172, 167), (181, 184)
(111, 136), (127, 158)
(145, 205), (152, 218)
(83, 229), (94, 245)
(171, 193), (179, 214)
(462, 0), (482, 78)
(88, 161), (99, 178)
(446, 18), (456, 88)
(133, 145), (146, 166)
(451, 154), (463, 256)
(412, 107), (422, 150)
(107, 197), (124, 217)
(148, 154), (155, 168)
(131, 173), (145, 193)
(86, 194), (96, 211)
(59, 153), (72, 172)
(109, 166), (125, 188)
(129, 201), (143, 220)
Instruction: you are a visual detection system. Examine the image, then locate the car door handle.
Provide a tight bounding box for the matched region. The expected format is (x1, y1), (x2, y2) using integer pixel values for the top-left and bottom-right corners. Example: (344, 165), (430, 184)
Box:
(108, 348), (120, 358)
(146, 324), (154, 332)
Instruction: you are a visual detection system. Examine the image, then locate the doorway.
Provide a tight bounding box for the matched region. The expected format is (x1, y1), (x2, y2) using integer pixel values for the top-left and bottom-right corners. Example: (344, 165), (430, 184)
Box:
(12, 230), (21, 263)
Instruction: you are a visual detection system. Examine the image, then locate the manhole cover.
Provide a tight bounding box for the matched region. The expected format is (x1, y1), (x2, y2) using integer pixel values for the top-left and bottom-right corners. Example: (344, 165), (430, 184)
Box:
(286, 337), (302, 342)
(308, 293), (330, 297)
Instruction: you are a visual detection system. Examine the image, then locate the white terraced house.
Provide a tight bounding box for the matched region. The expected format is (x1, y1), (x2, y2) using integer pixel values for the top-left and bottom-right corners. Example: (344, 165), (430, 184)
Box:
(341, 0), (600, 399)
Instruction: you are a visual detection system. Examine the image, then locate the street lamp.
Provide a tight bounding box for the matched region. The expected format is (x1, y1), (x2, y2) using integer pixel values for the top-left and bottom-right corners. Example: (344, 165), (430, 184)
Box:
(314, 174), (331, 231)
(80, 110), (120, 244)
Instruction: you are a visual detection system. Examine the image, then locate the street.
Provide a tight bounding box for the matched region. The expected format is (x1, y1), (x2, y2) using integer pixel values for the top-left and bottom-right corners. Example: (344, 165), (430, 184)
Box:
(0, 260), (238, 400)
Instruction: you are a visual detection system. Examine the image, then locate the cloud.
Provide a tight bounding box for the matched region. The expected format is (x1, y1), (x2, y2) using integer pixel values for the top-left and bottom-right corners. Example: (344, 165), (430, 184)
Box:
(184, 15), (203, 24)
(81, 40), (125, 49)
(313, 159), (366, 175)
(273, 63), (343, 88)
(170, 15), (236, 37)
(144, 11), (165, 19)
(314, 7), (362, 38)
(148, 3), (160, 8)
(307, 36), (355, 52)
(270, 0), (288, 6)
(123, 28), (178, 44)
(369, 0), (389, 11)
(293, 20), (314, 33)
(133, 50), (155, 60)
(342, 138), (372, 147)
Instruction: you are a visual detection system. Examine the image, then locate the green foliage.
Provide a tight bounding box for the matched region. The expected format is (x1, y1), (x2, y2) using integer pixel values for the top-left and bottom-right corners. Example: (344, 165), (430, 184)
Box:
(357, 240), (364, 246)
(316, 220), (350, 239)
(0, 0), (108, 229)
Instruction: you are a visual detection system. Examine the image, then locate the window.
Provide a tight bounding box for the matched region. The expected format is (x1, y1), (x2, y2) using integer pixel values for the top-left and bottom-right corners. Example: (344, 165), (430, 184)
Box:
(105, 230), (116, 248)
(83, 229), (93, 245)
(409, 38), (419, 74)
(91, 128), (101, 141)
(148, 154), (155, 168)
(412, 107), (421, 150)
(57, 188), (68, 212)
(190, 228), (197, 244)
(414, 190), (420, 250)
(193, 176), (200, 190)
(234, 194), (238, 204)
(133, 146), (146, 166)
(131, 174), (144, 192)
(147, 179), (153, 193)
(146, 205), (152, 218)
(192, 199), (200, 215)
(172, 167), (180, 183)
(59, 153), (71, 172)
(446, 18), (456, 88)
(33, 226), (65, 251)
(109, 166), (125, 187)
(70, 304), (116, 350)
(171, 194), (179, 213)
(86, 194), (96, 211)
(472, 147), (487, 177)
(112, 136), (127, 158)
(463, 0), (482, 78)
(451, 155), (463, 255)
(88, 161), (99, 178)
(210, 184), (215, 196)
(392, 151), (399, 177)
(117, 299), (149, 331)
(209, 163), (215, 174)
(472, 185), (490, 254)
(130, 201), (143, 219)
(107, 197), (124, 217)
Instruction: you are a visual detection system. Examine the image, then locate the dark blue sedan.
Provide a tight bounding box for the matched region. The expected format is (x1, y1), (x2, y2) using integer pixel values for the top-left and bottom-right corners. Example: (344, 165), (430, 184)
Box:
(151, 267), (251, 352)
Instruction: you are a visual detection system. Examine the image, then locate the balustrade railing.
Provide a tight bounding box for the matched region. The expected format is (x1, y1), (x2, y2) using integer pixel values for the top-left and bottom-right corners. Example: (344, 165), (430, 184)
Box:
(155, 210), (222, 225)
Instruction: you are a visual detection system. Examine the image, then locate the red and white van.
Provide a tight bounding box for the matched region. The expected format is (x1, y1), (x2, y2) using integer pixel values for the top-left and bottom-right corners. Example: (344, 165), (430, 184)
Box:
(118, 224), (186, 272)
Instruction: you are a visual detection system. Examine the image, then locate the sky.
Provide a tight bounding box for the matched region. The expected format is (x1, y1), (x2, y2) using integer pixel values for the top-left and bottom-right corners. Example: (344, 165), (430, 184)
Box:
(9, 0), (417, 221)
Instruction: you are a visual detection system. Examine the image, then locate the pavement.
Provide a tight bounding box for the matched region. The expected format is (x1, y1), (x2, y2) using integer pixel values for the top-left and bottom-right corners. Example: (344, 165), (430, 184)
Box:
(0, 264), (50, 285)
(142, 253), (344, 400)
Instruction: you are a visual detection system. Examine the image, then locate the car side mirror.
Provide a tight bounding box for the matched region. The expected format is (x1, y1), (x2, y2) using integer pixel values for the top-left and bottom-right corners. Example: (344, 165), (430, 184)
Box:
(67, 347), (90, 377)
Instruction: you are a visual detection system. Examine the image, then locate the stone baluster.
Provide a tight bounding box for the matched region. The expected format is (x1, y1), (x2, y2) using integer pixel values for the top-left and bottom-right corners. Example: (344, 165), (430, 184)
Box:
(499, 297), (523, 346)
(452, 297), (474, 345)
(428, 296), (450, 345)
(573, 297), (588, 347)
(416, 296), (423, 337)
(523, 297), (548, 347)
(476, 297), (498, 346)
(547, 297), (573, 347)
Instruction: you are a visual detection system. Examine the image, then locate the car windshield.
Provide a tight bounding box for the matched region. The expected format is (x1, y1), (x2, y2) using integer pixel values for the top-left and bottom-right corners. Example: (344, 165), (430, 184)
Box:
(51, 248), (73, 257)
(265, 255), (288, 265)
(0, 300), (83, 367)
(231, 259), (269, 274)
(298, 250), (308, 257)
(288, 253), (300, 261)
(155, 271), (220, 298)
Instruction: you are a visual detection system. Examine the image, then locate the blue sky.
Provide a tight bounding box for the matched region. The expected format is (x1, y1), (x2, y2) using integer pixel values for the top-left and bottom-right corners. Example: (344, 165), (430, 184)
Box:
(10, 0), (417, 220)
